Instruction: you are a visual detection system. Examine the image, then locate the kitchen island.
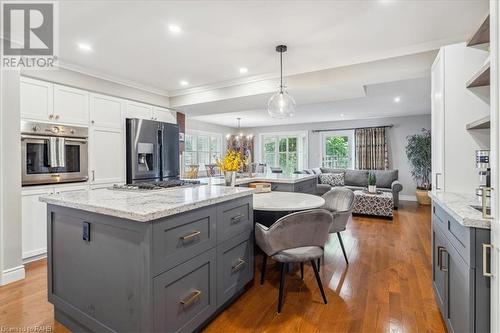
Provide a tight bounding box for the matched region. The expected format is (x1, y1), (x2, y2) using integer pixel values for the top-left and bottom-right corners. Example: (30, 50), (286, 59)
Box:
(40, 185), (255, 333)
(197, 172), (319, 194)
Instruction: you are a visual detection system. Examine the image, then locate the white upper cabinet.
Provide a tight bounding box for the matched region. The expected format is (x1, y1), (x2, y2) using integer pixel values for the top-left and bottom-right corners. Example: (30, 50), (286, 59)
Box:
(20, 77), (53, 121)
(431, 49), (445, 192)
(153, 107), (176, 124)
(90, 93), (124, 129)
(125, 101), (154, 120)
(53, 84), (89, 125)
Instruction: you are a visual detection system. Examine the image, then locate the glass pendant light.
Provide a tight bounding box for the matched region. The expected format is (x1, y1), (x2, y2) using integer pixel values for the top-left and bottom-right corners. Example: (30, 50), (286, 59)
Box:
(268, 45), (296, 118)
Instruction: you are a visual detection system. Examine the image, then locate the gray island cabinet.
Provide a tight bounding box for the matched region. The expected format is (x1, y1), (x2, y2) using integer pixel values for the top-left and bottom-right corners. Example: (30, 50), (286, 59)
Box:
(40, 186), (255, 333)
(430, 192), (491, 333)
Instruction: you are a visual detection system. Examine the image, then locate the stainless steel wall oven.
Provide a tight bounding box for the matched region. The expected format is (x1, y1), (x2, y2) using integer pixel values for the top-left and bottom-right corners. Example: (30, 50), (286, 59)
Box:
(21, 121), (88, 186)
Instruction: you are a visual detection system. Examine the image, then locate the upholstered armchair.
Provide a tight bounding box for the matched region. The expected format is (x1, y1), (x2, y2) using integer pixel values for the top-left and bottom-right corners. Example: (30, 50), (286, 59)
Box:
(255, 209), (333, 313)
(321, 187), (355, 265)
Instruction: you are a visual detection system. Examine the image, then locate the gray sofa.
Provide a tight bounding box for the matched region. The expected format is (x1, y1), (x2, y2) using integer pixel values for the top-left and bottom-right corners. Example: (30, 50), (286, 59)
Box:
(297, 168), (403, 209)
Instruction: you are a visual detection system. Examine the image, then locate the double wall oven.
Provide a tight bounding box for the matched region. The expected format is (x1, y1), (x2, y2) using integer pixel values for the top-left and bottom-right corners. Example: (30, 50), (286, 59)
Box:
(21, 121), (88, 186)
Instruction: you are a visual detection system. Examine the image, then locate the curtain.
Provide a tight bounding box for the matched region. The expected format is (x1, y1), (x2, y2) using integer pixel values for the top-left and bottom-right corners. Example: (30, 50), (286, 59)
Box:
(355, 127), (389, 170)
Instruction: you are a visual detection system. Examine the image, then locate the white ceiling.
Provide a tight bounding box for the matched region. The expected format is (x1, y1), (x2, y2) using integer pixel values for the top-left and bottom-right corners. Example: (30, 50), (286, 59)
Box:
(191, 76), (431, 128)
(57, 0), (488, 94)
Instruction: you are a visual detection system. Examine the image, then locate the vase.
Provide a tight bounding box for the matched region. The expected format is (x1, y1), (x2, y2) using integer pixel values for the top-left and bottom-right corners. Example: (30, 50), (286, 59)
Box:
(224, 171), (237, 187)
(368, 185), (377, 193)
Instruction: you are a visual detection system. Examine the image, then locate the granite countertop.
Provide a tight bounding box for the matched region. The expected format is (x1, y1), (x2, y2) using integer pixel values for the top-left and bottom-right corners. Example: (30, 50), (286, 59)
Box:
(39, 185), (255, 222)
(194, 173), (317, 186)
(428, 191), (491, 229)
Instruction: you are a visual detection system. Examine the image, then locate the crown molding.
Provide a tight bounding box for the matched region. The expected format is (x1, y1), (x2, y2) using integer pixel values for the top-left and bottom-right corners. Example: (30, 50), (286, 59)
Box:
(57, 60), (170, 97)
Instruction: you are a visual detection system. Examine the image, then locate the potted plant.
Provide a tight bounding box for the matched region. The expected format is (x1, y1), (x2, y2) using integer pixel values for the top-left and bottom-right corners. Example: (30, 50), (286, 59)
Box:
(216, 150), (243, 186)
(368, 172), (377, 193)
(406, 129), (432, 205)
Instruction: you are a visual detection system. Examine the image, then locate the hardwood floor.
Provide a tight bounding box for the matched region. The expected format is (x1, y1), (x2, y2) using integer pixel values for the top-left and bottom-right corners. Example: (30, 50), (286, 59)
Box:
(0, 202), (446, 333)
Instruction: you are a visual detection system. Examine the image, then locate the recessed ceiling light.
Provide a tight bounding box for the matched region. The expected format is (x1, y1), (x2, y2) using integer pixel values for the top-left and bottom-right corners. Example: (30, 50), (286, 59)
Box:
(77, 42), (93, 52)
(239, 67), (248, 74)
(394, 96), (401, 103)
(340, 113), (345, 117)
(180, 80), (189, 86)
(168, 24), (182, 34)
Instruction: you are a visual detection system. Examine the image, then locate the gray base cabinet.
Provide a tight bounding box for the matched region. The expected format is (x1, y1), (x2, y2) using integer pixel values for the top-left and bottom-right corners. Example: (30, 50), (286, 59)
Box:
(431, 201), (490, 333)
(47, 195), (254, 333)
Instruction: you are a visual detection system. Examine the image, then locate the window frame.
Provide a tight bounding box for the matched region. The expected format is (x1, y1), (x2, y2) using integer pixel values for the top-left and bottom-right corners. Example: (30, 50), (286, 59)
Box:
(258, 131), (308, 173)
(319, 130), (355, 169)
(184, 130), (223, 173)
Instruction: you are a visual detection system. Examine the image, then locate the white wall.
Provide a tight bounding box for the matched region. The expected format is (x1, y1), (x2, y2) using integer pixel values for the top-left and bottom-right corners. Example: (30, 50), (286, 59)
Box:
(247, 114), (431, 199)
(0, 69), (24, 285)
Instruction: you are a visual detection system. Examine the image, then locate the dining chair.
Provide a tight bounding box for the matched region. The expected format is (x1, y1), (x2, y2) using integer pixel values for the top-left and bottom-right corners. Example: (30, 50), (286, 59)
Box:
(185, 164), (199, 179)
(321, 187), (355, 266)
(255, 209), (333, 313)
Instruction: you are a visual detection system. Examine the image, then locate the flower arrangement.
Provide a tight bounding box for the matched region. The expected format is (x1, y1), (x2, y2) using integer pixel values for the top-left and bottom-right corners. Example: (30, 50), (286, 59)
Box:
(216, 150), (243, 172)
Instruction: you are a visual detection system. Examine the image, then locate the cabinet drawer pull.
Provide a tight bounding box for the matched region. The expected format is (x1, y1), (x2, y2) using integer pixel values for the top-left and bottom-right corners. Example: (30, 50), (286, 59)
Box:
(180, 230), (201, 241)
(438, 246), (447, 272)
(180, 290), (202, 305)
(231, 214), (244, 224)
(483, 243), (493, 277)
(232, 258), (245, 272)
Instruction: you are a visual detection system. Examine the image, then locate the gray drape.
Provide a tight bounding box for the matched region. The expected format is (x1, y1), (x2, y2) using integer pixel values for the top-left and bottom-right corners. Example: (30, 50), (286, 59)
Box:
(355, 127), (388, 170)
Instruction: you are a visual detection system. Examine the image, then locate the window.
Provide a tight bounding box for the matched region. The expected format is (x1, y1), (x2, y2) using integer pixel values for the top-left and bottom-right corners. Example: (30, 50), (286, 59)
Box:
(185, 131), (223, 172)
(260, 132), (307, 173)
(320, 130), (354, 169)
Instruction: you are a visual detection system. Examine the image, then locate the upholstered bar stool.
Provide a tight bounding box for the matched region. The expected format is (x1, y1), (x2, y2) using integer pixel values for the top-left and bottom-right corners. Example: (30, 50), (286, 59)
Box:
(255, 209), (333, 313)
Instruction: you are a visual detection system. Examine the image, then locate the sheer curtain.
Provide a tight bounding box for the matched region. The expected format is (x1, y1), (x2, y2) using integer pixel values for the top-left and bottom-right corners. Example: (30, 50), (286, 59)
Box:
(355, 127), (389, 170)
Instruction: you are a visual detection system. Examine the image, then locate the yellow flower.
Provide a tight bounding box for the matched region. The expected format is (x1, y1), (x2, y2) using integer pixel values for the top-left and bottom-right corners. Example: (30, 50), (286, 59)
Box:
(216, 150), (243, 172)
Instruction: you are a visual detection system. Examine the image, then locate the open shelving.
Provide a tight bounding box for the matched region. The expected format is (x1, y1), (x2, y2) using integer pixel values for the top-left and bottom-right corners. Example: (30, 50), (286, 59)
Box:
(467, 15), (490, 47)
(466, 115), (490, 130)
(466, 60), (490, 88)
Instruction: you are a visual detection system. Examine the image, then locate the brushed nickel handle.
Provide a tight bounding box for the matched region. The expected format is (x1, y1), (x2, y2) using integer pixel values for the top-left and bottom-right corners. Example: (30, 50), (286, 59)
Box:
(437, 245), (443, 269)
(91, 120), (95, 124)
(483, 243), (493, 277)
(232, 258), (245, 272)
(482, 187), (493, 219)
(230, 214), (244, 224)
(92, 170), (95, 182)
(180, 290), (202, 305)
(180, 230), (201, 241)
(438, 246), (447, 272)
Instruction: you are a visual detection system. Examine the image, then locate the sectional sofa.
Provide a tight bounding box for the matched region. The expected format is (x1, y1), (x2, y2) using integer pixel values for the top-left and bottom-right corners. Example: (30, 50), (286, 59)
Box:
(296, 168), (403, 209)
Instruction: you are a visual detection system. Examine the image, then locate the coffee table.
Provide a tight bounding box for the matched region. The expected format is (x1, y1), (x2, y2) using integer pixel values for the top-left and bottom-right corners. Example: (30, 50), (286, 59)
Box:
(353, 190), (393, 218)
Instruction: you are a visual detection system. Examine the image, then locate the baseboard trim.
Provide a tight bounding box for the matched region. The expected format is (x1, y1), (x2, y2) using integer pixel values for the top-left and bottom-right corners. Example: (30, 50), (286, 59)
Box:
(400, 195), (417, 202)
(23, 252), (47, 265)
(1, 265), (26, 286)
(23, 248), (47, 263)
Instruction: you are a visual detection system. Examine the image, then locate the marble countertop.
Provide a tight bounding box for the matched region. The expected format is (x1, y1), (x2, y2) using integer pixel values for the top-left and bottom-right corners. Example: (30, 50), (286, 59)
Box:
(39, 185), (255, 222)
(428, 191), (491, 229)
(253, 192), (325, 211)
(193, 173), (317, 186)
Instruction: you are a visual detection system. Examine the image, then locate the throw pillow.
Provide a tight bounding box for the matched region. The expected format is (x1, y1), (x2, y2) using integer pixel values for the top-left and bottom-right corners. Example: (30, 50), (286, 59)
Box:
(319, 173), (345, 186)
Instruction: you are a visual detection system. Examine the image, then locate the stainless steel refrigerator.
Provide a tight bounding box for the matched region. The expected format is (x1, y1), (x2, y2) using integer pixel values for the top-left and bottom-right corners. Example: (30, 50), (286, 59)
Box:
(126, 118), (180, 184)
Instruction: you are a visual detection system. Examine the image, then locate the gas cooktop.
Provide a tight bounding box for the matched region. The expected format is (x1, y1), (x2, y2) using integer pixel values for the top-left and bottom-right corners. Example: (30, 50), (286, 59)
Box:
(111, 179), (201, 191)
